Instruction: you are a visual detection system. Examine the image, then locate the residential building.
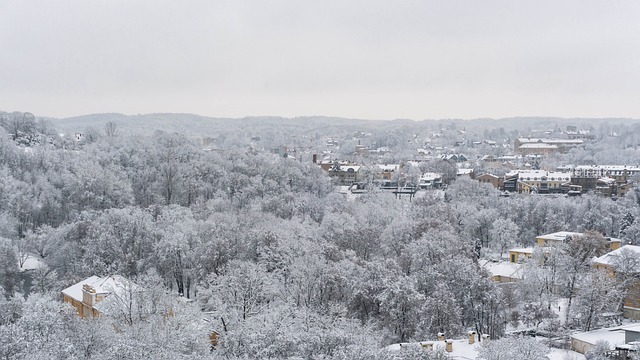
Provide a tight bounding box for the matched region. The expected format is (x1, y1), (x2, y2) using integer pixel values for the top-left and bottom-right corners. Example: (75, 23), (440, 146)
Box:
(508, 247), (534, 264)
(568, 165), (639, 196)
(321, 162), (362, 185)
(480, 260), (524, 283)
(514, 138), (584, 155)
(377, 164), (400, 180)
(517, 143), (558, 156)
(456, 168), (474, 178)
(593, 245), (640, 319)
(62, 275), (132, 318)
(505, 170), (572, 194)
(536, 231), (583, 247)
(418, 172), (443, 189)
(476, 173), (502, 189)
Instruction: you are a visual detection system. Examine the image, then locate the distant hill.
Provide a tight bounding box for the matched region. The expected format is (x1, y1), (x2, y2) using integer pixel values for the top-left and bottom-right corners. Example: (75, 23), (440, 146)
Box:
(3, 110), (637, 138)
(43, 113), (391, 137)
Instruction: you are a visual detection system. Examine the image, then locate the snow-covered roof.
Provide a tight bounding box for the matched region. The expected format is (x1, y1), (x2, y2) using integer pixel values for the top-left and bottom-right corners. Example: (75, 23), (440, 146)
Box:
(336, 165), (360, 172)
(570, 327), (626, 349)
(519, 143), (558, 149)
(387, 338), (480, 359)
(61, 275), (131, 305)
(480, 260), (524, 280)
(537, 231), (582, 242)
(517, 138), (584, 145)
(505, 170), (572, 182)
(597, 177), (616, 185)
(593, 245), (640, 272)
(477, 173), (499, 179)
(457, 169), (474, 175)
(377, 164), (399, 172)
(510, 247), (535, 255)
(575, 165), (640, 172)
(618, 323), (640, 333)
(420, 172), (442, 181)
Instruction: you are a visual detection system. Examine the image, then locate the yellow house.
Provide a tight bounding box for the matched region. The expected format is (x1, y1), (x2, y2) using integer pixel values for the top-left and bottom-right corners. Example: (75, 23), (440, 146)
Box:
(508, 247), (534, 263)
(507, 170), (572, 194)
(62, 275), (130, 318)
(480, 259), (524, 283)
(536, 231), (583, 247)
(593, 245), (640, 320)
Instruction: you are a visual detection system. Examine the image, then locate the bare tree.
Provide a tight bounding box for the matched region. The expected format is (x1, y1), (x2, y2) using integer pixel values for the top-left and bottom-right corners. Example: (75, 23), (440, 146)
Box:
(105, 121), (119, 137)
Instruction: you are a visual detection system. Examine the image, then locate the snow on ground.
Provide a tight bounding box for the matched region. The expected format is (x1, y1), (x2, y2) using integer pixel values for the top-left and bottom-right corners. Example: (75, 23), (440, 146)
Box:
(387, 337), (584, 360)
(19, 253), (46, 271)
(554, 298), (569, 325)
(548, 348), (586, 360)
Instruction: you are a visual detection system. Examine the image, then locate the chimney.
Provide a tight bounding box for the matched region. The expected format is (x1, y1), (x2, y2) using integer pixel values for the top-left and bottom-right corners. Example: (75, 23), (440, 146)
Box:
(312, 154), (317, 164)
(445, 339), (453, 352)
(437, 332), (445, 341)
(82, 284), (96, 306)
(468, 331), (476, 344)
(481, 334), (490, 344)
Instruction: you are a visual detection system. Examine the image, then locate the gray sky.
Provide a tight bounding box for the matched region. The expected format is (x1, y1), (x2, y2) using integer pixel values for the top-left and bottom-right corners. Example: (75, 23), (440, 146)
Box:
(2, 1), (640, 120)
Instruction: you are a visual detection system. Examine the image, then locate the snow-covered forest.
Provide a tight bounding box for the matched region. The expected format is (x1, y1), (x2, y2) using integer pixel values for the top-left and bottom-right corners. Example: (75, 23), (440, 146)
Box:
(2, 111), (640, 359)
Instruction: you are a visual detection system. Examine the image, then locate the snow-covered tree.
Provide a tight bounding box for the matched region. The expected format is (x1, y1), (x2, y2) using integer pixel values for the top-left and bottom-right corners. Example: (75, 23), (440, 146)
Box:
(477, 336), (549, 360)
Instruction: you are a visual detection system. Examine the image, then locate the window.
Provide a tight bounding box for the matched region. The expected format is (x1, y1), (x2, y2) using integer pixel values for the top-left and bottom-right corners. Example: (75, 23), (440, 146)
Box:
(511, 254), (516, 263)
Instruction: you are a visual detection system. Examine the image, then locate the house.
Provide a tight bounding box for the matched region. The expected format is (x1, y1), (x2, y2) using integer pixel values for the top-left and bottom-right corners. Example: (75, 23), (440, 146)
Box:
(441, 154), (468, 163)
(514, 138), (584, 154)
(593, 245), (640, 319)
(456, 168), (475, 178)
(377, 164), (400, 180)
(62, 275), (132, 318)
(596, 178), (617, 197)
(517, 143), (558, 156)
(418, 172), (443, 189)
(505, 170), (572, 194)
(573, 165), (640, 185)
(564, 165), (638, 197)
(480, 260), (524, 283)
(476, 173), (502, 189)
(536, 231), (583, 247)
(325, 162), (362, 185)
(508, 248), (534, 263)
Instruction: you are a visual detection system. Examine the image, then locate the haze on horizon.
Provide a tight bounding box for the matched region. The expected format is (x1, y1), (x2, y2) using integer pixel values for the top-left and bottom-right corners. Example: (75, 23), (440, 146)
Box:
(2, 0), (640, 121)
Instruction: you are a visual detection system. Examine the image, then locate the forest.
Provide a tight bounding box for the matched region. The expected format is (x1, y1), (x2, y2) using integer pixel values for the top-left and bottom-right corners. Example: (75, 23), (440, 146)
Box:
(1, 111), (640, 359)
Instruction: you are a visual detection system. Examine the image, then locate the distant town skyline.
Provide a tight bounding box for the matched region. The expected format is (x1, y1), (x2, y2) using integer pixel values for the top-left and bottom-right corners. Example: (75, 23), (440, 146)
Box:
(2, 1), (640, 120)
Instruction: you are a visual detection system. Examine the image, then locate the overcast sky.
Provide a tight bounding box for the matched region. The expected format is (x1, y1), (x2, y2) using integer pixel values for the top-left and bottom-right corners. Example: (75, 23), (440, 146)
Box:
(1, 1), (640, 120)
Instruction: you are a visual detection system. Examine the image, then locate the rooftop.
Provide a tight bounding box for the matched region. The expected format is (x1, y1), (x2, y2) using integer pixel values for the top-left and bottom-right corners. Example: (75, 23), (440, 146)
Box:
(593, 245), (640, 272)
(571, 326), (626, 350)
(505, 170), (572, 182)
(387, 338), (479, 359)
(480, 260), (524, 280)
(61, 275), (133, 313)
(510, 247), (535, 254)
(537, 231), (583, 242)
(519, 143), (559, 149)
